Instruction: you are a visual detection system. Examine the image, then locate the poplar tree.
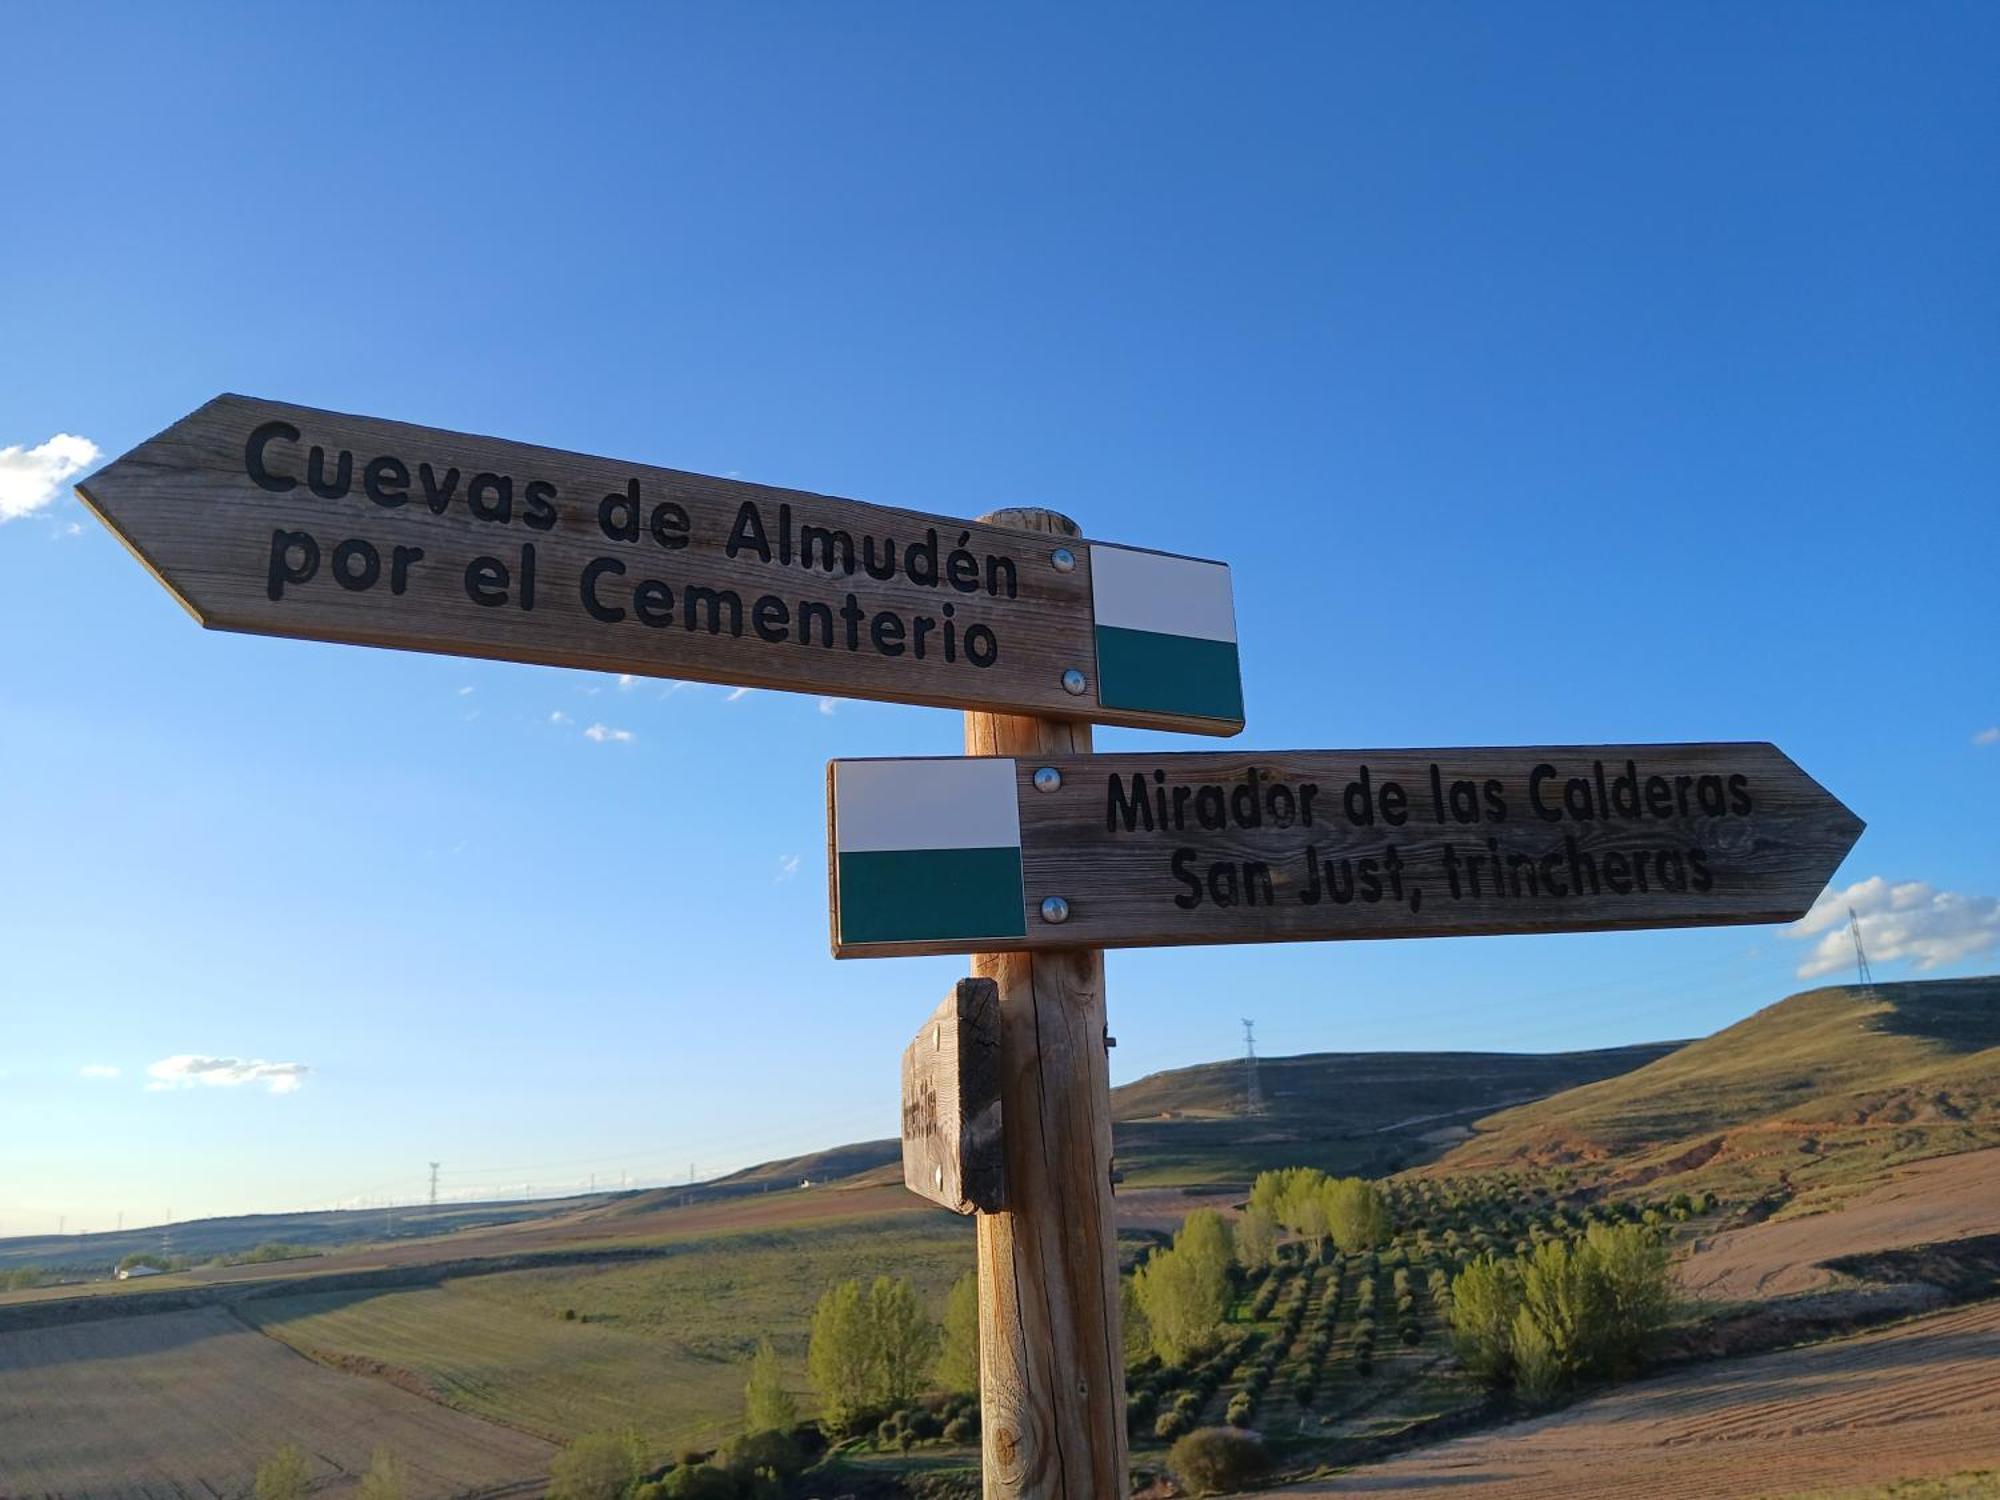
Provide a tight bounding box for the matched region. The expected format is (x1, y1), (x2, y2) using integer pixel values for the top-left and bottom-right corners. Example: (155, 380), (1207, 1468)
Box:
(744, 1337), (798, 1433)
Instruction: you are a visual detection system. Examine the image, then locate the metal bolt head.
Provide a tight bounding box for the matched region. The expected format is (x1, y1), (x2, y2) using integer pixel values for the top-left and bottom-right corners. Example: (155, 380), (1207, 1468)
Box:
(1040, 895), (1071, 925)
(1050, 546), (1077, 573)
(1033, 766), (1063, 794)
(1061, 668), (1087, 696)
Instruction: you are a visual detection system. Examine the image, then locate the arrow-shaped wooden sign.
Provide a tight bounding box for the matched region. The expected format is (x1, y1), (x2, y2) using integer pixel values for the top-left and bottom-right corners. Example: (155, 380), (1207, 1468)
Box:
(76, 395), (1244, 734)
(826, 743), (1862, 958)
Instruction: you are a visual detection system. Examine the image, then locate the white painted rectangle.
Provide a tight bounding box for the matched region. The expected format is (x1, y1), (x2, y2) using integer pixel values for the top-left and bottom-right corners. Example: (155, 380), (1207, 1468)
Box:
(832, 757), (1022, 853)
(1089, 544), (1237, 643)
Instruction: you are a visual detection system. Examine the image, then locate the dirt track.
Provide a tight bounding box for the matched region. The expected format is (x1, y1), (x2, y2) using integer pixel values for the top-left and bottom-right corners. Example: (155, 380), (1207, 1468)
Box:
(1680, 1148), (2000, 1301)
(1272, 1298), (2000, 1499)
(0, 1305), (552, 1498)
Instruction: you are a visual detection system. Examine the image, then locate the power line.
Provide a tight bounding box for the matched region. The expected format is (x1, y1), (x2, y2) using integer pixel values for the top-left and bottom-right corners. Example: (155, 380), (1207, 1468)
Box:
(1242, 1018), (1266, 1116)
(1849, 907), (1875, 992)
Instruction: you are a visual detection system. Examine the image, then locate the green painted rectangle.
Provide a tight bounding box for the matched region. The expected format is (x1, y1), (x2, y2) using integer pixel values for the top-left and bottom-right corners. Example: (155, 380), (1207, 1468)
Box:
(836, 847), (1027, 947)
(1094, 625), (1243, 724)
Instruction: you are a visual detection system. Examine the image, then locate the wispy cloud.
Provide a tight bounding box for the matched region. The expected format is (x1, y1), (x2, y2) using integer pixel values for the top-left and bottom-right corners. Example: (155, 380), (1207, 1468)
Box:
(458, 686), (475, 697)
(818, 697), (838, 716)
(1788, 876), (2000, 980)
(145, 1055), (309, 1095)
(775, 854), (802, 883)
(583, 723), (636, 744)
(550, 710), (572, 726)
(726, 687), (752, 702)
(1, 434), (100, 522)
(616, 674), (638, 691)
(1975, 727), (1999, 747)
(79, 1064), (120, 1080)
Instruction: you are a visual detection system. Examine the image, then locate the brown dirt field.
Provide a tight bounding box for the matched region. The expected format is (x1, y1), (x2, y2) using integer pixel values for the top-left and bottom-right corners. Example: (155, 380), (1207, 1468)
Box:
(1269, 1298), (2000, 1499)
(1680, 1148), (2000, 1301)
(0, 1305), (553, 1498)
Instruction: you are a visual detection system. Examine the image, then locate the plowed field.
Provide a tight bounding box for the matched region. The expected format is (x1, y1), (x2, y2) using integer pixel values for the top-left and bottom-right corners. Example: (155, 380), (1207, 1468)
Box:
(1275, 1298), (2000, 1499)
(0, 1306), (552, 1498)
(1680, 1148), (2000, 1301)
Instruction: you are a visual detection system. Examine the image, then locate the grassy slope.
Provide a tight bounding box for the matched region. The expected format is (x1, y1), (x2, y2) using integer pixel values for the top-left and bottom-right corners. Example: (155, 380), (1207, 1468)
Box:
(1433, 976), (2000, 1211)
(244, 1217), (974, 1451)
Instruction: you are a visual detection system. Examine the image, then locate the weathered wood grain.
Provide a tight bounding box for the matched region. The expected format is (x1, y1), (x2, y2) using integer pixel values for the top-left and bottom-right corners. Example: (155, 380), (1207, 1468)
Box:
(830, 742), (1863, 958)
(967, 509), (1129, 1500)
(902, 979), (1004, 1215)
(74, 394), (1241, 734)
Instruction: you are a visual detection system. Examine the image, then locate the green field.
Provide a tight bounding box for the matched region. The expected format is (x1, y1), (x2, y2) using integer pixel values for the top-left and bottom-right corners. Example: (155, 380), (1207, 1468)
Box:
(244, 1216), (975, 1451)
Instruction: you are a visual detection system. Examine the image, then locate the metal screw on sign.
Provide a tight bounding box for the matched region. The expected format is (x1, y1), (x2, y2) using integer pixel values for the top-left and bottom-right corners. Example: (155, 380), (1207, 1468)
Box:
(1040, 896), (1071, 924)
(1050, 546), (1076, 573)
(1034, 766), (1063, 793)
(1061, 669), (1087, 696)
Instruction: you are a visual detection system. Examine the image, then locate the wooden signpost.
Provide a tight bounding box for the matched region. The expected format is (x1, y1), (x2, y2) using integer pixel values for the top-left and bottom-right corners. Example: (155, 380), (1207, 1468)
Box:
(901, 979), (1004, 1215)
(77, 400), (1869, 1500)
(827, 743), (1863, 958)
(76, 395), (1243, 734)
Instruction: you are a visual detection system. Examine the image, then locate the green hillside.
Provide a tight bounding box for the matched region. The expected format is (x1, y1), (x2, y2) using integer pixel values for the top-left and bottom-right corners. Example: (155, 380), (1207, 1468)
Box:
(1435, 976), (2000, 1212)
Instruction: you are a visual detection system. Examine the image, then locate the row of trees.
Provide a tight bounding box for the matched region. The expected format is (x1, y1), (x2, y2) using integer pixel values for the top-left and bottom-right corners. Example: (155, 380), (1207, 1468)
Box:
(1448, 1222), (1675, 1404)
(1246, 1168), (1391, 1257)
(805, 1275), (944, 1436)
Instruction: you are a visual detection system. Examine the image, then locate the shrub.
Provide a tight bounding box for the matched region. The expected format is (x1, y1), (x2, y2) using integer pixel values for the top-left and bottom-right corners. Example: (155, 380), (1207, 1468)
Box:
(547, 1430), (647, 1500)
(254, 1445), (310, 1500)
(358, 1449), (407, 1500)
(1155, 1408), (1192, 1441)
(1169, 1426), (1273, 1495)
(717, 1428), (804, 1481)
(661, 1467), (738, 1500)
(943, 1416), (975, 1444)
(1225, 1392), (1253, 1427)
(1401, 1322), (1423, 1346)
(1127, 1390), (1158, 1426)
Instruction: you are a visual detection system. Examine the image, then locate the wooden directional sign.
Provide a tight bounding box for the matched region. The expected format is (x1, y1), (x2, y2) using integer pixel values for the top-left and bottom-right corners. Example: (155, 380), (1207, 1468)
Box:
(901, 978), (1004, 1214)
(76, 395), (1244, 733)
(827, 743), (1863, 958)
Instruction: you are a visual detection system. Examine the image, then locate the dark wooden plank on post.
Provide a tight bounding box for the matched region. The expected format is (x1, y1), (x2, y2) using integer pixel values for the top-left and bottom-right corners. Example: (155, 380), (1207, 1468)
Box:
(965, 507), (1129, 1500)
(901, 978), (1004, 1215)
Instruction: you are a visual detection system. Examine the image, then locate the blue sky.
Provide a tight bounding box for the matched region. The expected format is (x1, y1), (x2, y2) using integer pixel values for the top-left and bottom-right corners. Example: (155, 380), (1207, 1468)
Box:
(3, 5), (1996, 1238)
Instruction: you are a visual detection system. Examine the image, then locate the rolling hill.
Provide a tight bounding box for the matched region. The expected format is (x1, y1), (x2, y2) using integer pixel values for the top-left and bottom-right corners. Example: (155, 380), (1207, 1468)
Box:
(1433, 976), (2000, 1214)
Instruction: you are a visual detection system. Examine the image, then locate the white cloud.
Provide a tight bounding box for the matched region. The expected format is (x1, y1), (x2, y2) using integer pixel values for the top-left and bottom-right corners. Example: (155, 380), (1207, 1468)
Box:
(818, 697), (838, 716)
(145, 1055), (309, 1095)
(725, 687), (752, 702)
(616, 674), (638, 691)
(78, 1064), (120, 1080)
(0, 434), (100, 522)
(1787, 876), (2000, 980)
(549, 710), (572, 725)
(583, 723), (635, 744)
(458, 686), (475, 697)
(775, 854), (802, 883)
(1975, 727), (2000, 747)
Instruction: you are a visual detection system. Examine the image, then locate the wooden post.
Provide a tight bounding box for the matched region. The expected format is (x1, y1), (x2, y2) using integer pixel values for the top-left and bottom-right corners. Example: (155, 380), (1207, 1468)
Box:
(967, 508), (1128, 1499)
